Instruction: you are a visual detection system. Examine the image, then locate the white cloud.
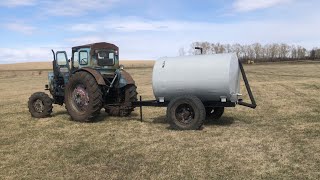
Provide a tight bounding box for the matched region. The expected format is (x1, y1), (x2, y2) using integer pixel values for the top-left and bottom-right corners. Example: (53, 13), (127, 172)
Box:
(0, 48), (51, 63)
(0, 0), (36, 7)
(2, 13), (319, 63)
(65, 15), (320, 60)
(233, 0), (292, 12)
(44, 0), (120, 16)
(67, 36), (104, 45)
(69, 18), (206, 32)
(69, 24), (98, 32)
(4, 23), (36, 35)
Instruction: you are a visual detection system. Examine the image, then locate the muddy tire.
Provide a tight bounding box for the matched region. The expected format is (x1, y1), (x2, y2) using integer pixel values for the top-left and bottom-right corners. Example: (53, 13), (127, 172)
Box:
(65, 71), (103, 122)
(167, 95), (205, 130)
(28, 92), (53, 118)
(106, 84), (138, 117)
(205, 107), (224, 122)
(121, 84), (138, 116)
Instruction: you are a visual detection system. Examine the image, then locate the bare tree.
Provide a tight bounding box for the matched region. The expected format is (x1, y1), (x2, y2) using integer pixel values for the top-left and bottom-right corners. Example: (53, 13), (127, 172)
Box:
(232, 43), (242, 58)
(297, 46), (307, 59)
(188, 41), (317, 62)
(252, 43), (262, 59)
(178, 47), (186, 56)
(279, 43), (290, 59)
(200, 42), (211, 54)
(291, 45), (297, 59)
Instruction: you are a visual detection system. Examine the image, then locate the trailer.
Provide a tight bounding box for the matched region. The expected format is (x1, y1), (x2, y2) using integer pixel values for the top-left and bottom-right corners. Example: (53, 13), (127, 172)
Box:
(132, 53), (256, 130)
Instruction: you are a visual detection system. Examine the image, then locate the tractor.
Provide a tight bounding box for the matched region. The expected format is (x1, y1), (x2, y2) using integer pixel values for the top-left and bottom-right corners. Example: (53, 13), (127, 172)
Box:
(28, 42), (138, 121)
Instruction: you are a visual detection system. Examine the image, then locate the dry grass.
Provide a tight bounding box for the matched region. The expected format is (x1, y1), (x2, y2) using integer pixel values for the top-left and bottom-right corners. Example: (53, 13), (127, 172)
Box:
(0, 62), (319, 179)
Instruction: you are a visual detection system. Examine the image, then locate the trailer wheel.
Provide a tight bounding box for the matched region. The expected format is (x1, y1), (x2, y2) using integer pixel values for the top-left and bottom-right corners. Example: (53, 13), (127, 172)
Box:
(65, 71), (103, 122)
(167, 95), (205, 130)
(28, 92), (53, 118)
(205, 107), (224, 122)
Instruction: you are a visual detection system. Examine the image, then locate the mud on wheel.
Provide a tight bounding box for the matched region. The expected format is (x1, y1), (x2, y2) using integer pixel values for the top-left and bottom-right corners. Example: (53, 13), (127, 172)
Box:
(28, 92), (53, 118)
(105, 84), (138, 117)
(121, 84), (138, 116)
(65, 71), (103, 122)
(167, 95), (205, 130)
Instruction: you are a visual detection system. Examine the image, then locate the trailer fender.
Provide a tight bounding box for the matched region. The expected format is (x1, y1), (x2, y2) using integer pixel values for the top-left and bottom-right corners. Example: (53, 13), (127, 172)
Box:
(74, 67), (106, 85)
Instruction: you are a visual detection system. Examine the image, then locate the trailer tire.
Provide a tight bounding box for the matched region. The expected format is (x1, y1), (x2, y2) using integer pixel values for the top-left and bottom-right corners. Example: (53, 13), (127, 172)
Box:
(65, 71), (103, 122)
(28, 92), (53, 118)
(205, 107), (224, 122)
(167, 95), (205, 130)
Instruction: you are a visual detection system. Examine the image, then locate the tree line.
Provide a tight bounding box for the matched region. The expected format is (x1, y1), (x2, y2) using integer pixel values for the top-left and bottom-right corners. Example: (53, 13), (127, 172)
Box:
(179, 42), (320, 62)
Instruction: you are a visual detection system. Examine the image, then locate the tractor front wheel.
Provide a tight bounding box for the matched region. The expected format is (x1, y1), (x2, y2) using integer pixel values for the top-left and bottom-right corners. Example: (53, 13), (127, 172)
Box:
(28, 92), (53, 118)
(65, 71), (103, 122)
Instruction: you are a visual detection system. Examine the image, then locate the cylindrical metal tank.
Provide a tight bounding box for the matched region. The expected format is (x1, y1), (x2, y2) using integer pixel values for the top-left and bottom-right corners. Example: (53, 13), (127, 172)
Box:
(152, 53), (240, 103)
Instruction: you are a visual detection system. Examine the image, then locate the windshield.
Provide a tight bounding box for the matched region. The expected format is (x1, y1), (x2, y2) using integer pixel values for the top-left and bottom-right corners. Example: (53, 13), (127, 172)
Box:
(95, 50), (117, 66)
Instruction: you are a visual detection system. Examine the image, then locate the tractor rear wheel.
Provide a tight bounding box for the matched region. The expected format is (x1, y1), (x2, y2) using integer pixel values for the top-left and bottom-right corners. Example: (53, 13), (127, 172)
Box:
(167, 95), (205, 130)
(65, 71), (103, 122)
(105, 84), (138, 117)
(28, 92), (53, 118)
(121, 84), (138, 116)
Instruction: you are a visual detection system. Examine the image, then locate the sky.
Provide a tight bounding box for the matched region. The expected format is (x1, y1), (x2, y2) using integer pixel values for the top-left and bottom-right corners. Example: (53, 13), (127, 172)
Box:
(0, 0), (319, 63)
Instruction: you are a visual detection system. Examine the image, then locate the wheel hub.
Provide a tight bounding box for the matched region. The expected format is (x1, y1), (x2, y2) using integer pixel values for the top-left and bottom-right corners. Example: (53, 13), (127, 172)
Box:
(33, 99), (44, 113)
(72, 85), (89, 110)
(175, 104), (195, 124)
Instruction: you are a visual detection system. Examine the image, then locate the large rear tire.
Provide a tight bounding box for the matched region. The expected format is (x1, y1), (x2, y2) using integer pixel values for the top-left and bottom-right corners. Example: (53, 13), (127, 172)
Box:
(121, 84), (138, 116)
(65, 71), (103, 122)
(28, 92), (53, 118)
(167, 95), (205, 130)
(105, 84), (138, 117)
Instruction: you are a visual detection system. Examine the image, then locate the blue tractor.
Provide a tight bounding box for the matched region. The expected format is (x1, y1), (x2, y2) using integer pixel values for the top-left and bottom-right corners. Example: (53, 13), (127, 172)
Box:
(28, 42), (138, 121)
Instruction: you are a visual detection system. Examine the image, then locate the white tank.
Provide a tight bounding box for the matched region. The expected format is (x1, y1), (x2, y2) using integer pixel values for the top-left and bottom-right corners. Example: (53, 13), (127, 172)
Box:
(152, 53), (240, 103)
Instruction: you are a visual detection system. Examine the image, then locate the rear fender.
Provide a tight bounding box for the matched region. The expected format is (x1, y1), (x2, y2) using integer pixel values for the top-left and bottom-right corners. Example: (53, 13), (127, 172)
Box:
(116, 69), (135, 88)
(73, 67), (106, 85)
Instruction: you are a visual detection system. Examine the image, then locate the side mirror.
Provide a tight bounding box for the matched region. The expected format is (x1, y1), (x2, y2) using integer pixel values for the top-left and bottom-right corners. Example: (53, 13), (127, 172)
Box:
(120, 64), (124, 70)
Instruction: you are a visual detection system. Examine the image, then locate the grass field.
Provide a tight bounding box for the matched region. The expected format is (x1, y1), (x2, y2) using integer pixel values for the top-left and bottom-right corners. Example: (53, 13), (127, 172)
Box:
(0, 61), (319, 179)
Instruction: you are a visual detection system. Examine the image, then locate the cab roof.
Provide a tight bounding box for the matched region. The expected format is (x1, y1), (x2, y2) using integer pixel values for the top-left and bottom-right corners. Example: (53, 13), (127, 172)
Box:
(72, 42), (119, 52)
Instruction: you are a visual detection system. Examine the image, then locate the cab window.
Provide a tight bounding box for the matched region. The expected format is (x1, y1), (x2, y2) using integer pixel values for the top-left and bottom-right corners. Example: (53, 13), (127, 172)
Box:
(73, 52), (79, 68)
(79, 51), (88, 65)
(97, 51), (115, 66)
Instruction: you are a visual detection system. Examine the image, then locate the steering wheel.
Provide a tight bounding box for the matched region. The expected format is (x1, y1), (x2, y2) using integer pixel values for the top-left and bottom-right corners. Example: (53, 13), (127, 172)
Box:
(80, 58), (88, 65)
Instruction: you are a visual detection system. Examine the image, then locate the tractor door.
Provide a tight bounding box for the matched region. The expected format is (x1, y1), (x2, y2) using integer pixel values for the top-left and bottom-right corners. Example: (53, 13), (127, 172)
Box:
(55, 51), (70, 84)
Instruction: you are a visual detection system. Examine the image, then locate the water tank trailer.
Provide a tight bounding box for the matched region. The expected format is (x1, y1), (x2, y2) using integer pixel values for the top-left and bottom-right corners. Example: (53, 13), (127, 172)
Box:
(132, 53), (256, 130)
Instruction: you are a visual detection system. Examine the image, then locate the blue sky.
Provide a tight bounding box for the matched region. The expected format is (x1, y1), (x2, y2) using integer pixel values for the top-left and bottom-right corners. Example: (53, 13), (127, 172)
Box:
(0, 0), (319, 63)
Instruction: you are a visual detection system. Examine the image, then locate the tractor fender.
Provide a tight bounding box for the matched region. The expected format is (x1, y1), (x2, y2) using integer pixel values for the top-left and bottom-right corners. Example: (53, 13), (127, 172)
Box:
(116, 69), (135, 88)
(74, 67), (106, 85)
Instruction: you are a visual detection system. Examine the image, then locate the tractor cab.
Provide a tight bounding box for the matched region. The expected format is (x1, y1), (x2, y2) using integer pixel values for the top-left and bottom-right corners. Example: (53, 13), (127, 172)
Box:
(51, 42), (120, 86)
(70, 42), (119, 75)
